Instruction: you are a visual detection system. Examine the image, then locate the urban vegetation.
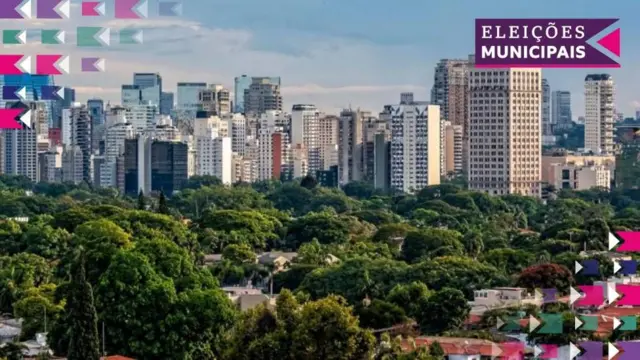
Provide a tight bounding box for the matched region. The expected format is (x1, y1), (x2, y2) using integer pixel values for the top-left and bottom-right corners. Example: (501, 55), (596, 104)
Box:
(0, 166), (640, 359)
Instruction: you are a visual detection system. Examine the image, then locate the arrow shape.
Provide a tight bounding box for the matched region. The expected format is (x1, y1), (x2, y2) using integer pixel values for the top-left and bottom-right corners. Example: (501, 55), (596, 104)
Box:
(0, 109), (24, 129)
(533, 345), (543, 357)
(496, 318), (504, 330)
(575, 285), (605, 307)
(608, 342), (620, 360)
(158, 1), (181, 16)
(569, 286), (582, 305)
(1, 86), (26, 101)
(608, 282), (621, 304)
(528, 315), (540, 333)
(579, 341), (603, 360)
(119, 29), (143, 44)
(35, 54), (68, 75)
(81, 57), (105, 72)
(612, 317), (621, 330)
(575, 261), (583, 274)
(2, 30), (27, 45)
(0, 0), (31, 19)
(568, 342), (581, 360)
(77, 27), (111, 47)
(0, 55), (31, 74)
(614, 260), (622, 274)
(616, 341), (640, 360)
(41, 86), (64, 100)
(81, 1), (105, 16)
(597, 28), (621, 57)
(41, 29), (65, 44)
(115, 0), (147, 18)
(19, 110), (32, 129)
(37, 0), (69, 19)
(609, 232), (621, 250)
(574, 316), (583, 330)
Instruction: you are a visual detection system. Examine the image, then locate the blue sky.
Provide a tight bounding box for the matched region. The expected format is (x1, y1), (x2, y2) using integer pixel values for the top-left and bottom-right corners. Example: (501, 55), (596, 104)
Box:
(2, 0), (638, 116)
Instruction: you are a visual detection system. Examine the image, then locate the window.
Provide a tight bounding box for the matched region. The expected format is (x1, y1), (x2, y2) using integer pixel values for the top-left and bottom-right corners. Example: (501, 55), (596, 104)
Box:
(562, 169), (570, 180)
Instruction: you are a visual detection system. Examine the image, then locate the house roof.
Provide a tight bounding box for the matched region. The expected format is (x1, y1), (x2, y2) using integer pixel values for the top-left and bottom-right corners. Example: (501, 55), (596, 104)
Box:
(258, 252), (297, 264)
(401, 336), (503, 357)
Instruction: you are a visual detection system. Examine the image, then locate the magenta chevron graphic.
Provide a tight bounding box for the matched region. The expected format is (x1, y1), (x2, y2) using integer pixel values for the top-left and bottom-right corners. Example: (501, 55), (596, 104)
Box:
(37, 0), (70, 19)
(0, 0), (31, 19)
(81, 57), (105, 72)
(115, 0), (147, 19)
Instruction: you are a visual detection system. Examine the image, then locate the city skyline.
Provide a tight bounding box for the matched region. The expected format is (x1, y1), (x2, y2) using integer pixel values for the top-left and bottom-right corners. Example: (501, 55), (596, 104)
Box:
(0, 0), (635, 116)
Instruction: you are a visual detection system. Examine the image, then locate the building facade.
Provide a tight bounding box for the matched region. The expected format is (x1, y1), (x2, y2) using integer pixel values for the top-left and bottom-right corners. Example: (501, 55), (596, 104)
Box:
(584, 74), (615, 155)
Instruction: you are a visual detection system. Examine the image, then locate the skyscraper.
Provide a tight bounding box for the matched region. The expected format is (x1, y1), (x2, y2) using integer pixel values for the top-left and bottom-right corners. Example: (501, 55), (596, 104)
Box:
(68, 104), (92, 183)
(584, 74), (615, 155)
(234, 75), (251, 113)
(133, 73), (162, 106)
(160, 92), (174, 115)
(389, 93), (441, 193)
(1, 75), (55, 128)
(176, 82), (207, 113)
(468, 68), (542, 197)
(151, 140), (188, 194)
(430, 57), (473, 174)
(339, 109), (364, 184)
(552, 91), (572, 130)
(542, 79), (551, 136)
(2, 102), (37, 180)
(199, 85), (231, 114)
(244, 77), (282, 115)
(291, 104), (320, 175)
(87, 99), (105, 152)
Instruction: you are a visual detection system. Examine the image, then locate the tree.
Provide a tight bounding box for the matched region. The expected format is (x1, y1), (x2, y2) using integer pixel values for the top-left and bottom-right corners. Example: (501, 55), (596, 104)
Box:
(67, 254), (100, 360)
(137, 190), (145, 210)
(401, 229), (464, 262)
(300, 175), (318, 190)
(222, 244), (256, 264)
(157, 191), (169, 215)
(516, 263), (573, 294)
(418, 288), (470, 334)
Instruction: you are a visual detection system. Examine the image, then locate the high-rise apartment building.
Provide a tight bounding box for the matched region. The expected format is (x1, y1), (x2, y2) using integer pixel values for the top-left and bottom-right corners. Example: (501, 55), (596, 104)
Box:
(176, 82), (207, 113)
(125, 104), (158, 132)
(121, 85), (142, 106)
(3, 102), (37, 180)
(443, 121), (463, 176)
(389, 94), (441, 192)
(160, 92), (174, 115)
(199, 85), (231, 114)
(194, 115), (232, 183)
(100, 120), (134, 187)
(431, 57), (473, 174)
(244, 77), (282, 115)
(363, 116), (387, 183)
(133, 73), (162, 107)
(584, 74), (615, 155)
(68, 103), (92, 183)
(553, 91), (573, 131)
(88, 98), (105, 152)
(542, 79), (551, 136)
(151, 140), (188, 194)
(373, 132), (391, 192)
(291, 104), (320, 175)
(468, 68), (542, 197)
(338, 109), (364, 183)
(221, 113), (246, 155)
(62, 145), (84, 184)
(257, 111), (290, 181)
(234, 75), (251, 113)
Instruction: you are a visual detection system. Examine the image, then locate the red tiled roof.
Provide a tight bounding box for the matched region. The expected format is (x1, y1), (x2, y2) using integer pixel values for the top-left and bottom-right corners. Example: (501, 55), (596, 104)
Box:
(400, 336), (500, 357)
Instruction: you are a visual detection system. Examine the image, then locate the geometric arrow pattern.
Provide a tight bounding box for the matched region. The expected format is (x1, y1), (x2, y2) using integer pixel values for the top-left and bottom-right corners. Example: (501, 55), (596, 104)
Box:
(2, 30), (27, 45)
(119, 28), (143, 44)
(77, 27), (110, 47)
(529, 313), (563, 334)
(575, 259), (600, 276)
(81, 1), (105, 16)
(0, 55), (31, 74)
(41, 29), (65, 45)
(1, 86), (27, 101)
(158, 1), (181, 16)
(0, 0), (32, 19)
(81, 57), (105, 72)
(40, 85), (65, 100)
(0, 108), (28, 129)
(115, 0), (147, 19)
(613, 259), (638, 275)
(36, 0), (70, 19)
(35, 54), (69, 75)
(610, 231), (640, 252)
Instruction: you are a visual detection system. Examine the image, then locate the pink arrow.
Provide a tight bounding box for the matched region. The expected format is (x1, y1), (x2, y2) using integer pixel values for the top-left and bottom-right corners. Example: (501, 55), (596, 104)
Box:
(115, 0), (146, 18)
(82, 1), (104, 16)
(0, 109), (25, 129)
(575, 285), (604, 307)
(0, 55), (30, 74)
(597, 28), (621, 57)
(616, 284), (640, 306)
(35, 55), (68, 75)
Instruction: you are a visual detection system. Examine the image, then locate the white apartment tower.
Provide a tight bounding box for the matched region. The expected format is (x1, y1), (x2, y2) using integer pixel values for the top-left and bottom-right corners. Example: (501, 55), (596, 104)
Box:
(194, 116), (233, 184)
(100, 121), (134, 187)
(291, 104), (320, 175)
(584, 74), (615, 155)
(318, 114), (339, 171)
(389, 94), (441, 193)
(221, 113), (246, 155)
(468, 68), (542, 197)
(339, 109), (364, 184)
(257, 111), (290, 181)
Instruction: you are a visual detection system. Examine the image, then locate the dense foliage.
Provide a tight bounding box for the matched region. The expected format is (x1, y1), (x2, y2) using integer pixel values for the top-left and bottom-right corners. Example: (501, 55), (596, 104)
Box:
(0, 173), (638, 358)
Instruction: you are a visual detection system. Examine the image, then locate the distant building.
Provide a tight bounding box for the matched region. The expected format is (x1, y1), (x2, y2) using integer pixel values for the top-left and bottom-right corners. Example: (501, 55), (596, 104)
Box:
(443, 121), (463, 177)
(151, 140), (188, 195)
(373, 132), (390, 192)
(160, 91), (174, 115)
(3, 102), (37, 180)
(233, 75), (251, 113)
(316, 165), (339, 187)
(584, 74), (615, 155)
(549, 163), (611, 191)
(244, 77), (282, 115)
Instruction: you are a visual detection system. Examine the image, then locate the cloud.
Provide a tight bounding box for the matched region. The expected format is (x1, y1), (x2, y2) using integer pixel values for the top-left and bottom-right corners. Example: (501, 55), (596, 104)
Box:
(282, 84), (426, 95)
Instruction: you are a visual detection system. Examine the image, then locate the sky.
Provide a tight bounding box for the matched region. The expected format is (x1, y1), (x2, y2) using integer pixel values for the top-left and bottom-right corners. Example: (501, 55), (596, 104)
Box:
(2, 0), (639, 117)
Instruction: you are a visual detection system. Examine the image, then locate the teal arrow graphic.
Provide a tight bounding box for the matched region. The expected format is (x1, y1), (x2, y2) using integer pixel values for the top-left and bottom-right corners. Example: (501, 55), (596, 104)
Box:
(619, 316), (637, 331)
(119, 28), (143, 44)
(2, 30), (26, 45)
(77, 27), (110, 47)
(41, 29), (64, 44)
